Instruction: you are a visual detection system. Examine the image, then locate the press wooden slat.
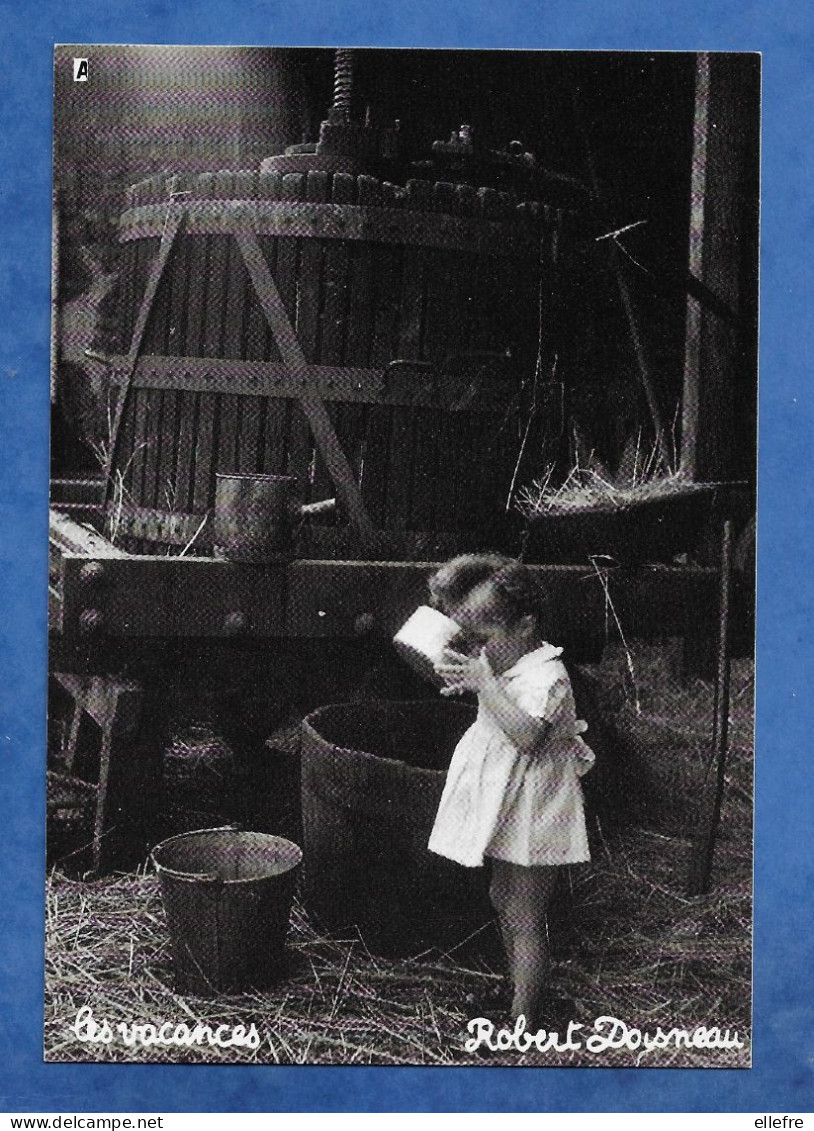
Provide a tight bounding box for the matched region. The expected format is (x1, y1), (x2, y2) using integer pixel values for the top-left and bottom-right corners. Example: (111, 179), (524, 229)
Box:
(478, 186), (499, 218)
(211, 175), (249, 483)
(369, 245), (402, 367)
(216, 391), (240, 474)
(192, 391), (217, 512)
(396, 247), (426, 360)
(311, 175), (355, 508)
(261, 396), (290, 475)
(194, 172), (215, 200)
(150, 174), (167, 203)
(173, 386), (198, 513)
(234, 169), (257, 200)
(422, 244), (456, 366)
(409, 406), (440, 533)
(473, 414), (506, 534)
(453, 409), (483, 530)
(272, 176), (308, 497)
(140, 388), (164, 508)
(131, 179), (152, 207)
(332, 173), (356, 205)
(155, 389), (182, 510)
(259, 170), (283, 200)
(478, 255), (509, 352)
(461, 414), (486, 531)
(381, 182), (404, 208)
(431, 181), (455, 215)
(356, 175), (381, 207)
(405, 179), (433, 211)
(423, 240), (457, 513)
(453, 183), (478, 217)
(127, 388), (151, 507)
(201, 173), (230, 360)
(220, 221), (249, 361)
(215, 384), (244, 489)
(284, 401), (312, 502)
(213, 170), (234, 201)
(164, 204), (192, 360)
(320, 183), (352, 365)
(184, 231), (209, 357)
(433, 410), (463, 533)
(359, 405), (390, 527)
(476, 412), (506, 521)
(238, 396), (264, 472)
(201, 233), (228, 359)
(345, 174), (374, 366)
(345, 241), (374, 366)
(383, 406), (415, 531)
(114, 390), (137, 501)
(332, 173), (365, 504)
(276, 177), (302, 329)
(496, 191), (512, 217)
(297, 171), (329, 364)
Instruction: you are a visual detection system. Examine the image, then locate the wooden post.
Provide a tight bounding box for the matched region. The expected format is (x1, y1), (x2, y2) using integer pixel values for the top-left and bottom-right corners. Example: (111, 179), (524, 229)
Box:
(687, 520), (733, 895)
(680, 52), (710, 479)
(680, 54), (759, 481)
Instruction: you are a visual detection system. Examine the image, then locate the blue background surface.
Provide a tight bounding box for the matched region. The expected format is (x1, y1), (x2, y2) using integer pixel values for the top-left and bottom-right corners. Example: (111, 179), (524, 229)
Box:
(0, 0), (812, 1113)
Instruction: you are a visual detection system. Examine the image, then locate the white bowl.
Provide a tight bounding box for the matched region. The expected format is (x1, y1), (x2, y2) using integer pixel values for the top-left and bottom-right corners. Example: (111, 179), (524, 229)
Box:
(393, 605), (462, 685)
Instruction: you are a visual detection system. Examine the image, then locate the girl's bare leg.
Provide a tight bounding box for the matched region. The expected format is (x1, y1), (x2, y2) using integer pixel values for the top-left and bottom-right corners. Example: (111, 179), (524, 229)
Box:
(488, 862), (515, 976)
(490, 860), (558, 1027)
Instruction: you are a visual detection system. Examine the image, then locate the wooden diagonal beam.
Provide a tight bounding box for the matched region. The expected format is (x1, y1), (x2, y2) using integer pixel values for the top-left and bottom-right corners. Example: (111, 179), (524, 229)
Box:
(103, 204), (186, 497)
(234, 227), (376, 541)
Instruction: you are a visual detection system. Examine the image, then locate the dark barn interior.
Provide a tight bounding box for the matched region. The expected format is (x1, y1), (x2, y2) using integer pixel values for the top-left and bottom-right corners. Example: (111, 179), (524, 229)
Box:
(47, 46), (758, 962)
(52, 48), (759, 487)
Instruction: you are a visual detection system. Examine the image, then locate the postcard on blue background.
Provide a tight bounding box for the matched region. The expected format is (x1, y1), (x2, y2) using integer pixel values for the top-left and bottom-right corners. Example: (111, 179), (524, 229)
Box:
(44, 43), (755, 1071)
(2, 10), (812, 1116)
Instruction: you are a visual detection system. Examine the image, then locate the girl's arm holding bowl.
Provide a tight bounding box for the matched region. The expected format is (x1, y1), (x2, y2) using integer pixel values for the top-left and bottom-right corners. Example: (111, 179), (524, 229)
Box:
(435, 648), (552, 757)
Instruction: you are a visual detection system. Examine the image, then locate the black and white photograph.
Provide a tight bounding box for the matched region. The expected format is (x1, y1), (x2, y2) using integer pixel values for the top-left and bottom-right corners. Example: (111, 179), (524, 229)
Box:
(46, 45), (759, 1068)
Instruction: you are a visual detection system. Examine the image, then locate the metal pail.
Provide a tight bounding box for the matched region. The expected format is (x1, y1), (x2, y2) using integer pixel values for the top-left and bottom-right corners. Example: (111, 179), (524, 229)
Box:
(213, 473), (298, 561)
(152, 828), (302, 995)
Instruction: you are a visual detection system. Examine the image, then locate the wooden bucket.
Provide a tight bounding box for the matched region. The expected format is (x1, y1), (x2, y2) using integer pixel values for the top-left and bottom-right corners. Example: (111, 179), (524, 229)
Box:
(300, 699), (498, 957)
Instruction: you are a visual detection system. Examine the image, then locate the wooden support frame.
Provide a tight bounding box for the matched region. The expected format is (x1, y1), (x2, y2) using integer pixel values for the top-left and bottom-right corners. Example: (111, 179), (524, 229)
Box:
(107, 204), (378, 540)
(52, 672), (143, 874)
(50, 511), (717, 642)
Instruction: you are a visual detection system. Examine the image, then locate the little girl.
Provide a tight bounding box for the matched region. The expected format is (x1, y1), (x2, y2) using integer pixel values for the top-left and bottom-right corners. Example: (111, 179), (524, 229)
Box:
(427, 553), (594, 1029)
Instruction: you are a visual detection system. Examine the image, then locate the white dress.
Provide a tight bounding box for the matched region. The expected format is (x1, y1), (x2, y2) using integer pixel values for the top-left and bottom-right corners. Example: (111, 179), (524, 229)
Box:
(427, 643), (595, 868)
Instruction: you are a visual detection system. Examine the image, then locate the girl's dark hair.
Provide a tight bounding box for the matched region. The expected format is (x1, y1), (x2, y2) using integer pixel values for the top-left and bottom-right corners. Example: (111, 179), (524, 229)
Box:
(429, 553), (541, 624)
